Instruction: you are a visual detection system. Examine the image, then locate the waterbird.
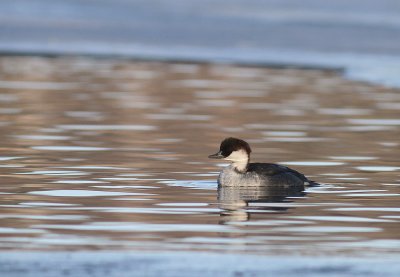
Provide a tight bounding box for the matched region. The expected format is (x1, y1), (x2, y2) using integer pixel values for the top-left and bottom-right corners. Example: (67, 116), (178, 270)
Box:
(209, 137), (316, 189)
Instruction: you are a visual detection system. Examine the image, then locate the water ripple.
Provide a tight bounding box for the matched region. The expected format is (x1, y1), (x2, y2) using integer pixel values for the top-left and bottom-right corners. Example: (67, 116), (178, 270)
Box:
(1, 56), (399, 255)
(281, 161), (345, 166)
(289, 216), (394, 223)
(159, 180), (217, 190)
(348, 119), (400, 125)
(31, 146), (112, 151)
(33, 222), (235, 232)
(272, 226), (382, 233)
(28, 190), (139, 197)
(356, 166), (400, 172)
(57, 124), (157, 131)
(17, 170), (88, 176)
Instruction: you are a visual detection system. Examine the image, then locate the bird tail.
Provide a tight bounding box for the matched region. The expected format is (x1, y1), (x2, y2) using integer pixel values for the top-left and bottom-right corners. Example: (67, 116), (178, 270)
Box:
(306, 180), (320, 187)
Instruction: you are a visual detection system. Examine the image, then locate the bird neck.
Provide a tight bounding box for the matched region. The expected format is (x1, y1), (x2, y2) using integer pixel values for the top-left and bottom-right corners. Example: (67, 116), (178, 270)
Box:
(232, 158), (249, 173)
(224, 149), (250, 173)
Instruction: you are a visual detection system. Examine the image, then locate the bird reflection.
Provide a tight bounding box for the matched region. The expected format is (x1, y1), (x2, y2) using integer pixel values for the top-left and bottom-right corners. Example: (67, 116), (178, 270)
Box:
(218, 185), (305, 224)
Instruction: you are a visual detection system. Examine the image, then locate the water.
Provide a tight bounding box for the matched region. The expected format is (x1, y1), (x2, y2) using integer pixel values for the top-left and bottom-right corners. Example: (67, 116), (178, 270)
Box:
(0, 56), (399, 257)
(1, 0), (400, 88)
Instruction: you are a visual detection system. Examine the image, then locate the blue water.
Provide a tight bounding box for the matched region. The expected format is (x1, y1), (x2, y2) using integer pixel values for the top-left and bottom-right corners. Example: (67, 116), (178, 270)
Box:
(0, 0), (400, 87)
(1, 251), (400, 277)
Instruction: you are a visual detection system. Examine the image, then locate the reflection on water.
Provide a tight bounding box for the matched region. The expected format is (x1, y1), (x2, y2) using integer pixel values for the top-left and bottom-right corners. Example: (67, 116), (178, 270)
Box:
(0, 56), (399, 256)
(218, 185), (305, 223)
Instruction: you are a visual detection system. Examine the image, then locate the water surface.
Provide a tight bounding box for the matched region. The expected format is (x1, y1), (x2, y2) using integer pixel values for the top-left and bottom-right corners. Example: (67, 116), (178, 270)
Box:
(0, 56), (399, 256)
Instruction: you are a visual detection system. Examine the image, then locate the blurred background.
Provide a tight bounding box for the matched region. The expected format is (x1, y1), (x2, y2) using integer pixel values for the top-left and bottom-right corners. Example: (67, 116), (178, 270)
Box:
(1, 0), (400, 87)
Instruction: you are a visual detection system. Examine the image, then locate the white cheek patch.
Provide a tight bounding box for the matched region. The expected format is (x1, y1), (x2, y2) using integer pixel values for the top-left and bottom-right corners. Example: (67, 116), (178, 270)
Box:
(224, 149), (248, 162)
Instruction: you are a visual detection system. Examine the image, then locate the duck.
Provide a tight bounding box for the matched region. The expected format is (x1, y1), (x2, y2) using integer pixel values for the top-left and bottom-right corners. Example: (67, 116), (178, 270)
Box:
(208, 137), (315, 189)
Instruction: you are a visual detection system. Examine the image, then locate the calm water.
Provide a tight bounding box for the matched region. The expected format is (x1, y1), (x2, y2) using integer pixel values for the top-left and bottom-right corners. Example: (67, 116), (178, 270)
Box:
(0, 56), (399, 256)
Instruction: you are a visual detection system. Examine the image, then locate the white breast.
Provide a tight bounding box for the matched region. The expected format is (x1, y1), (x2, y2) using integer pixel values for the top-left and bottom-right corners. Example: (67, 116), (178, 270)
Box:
(218, 165), (263, 187)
